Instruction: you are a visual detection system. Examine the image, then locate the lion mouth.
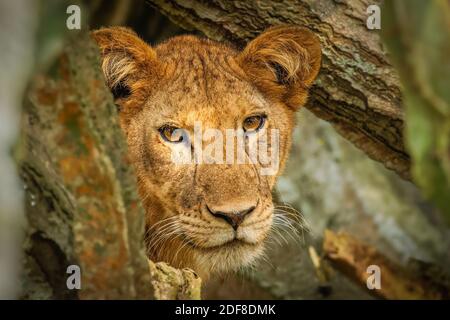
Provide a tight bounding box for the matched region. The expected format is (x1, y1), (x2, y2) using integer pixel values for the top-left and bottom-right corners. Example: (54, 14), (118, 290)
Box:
(184, 235), (257, 252)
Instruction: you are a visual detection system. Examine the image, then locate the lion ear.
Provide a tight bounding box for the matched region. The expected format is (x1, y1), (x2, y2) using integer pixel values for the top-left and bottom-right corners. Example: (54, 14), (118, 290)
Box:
(91, 27), (158, 106)
(237, 26), (321, 110)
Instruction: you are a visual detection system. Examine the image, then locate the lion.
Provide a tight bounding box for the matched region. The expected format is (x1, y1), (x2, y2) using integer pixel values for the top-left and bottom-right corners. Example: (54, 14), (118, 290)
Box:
(92, 25), (321, 280)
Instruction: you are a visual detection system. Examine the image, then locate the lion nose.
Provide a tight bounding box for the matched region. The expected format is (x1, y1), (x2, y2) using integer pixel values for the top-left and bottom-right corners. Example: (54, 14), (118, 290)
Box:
(206, 204), (256, 230)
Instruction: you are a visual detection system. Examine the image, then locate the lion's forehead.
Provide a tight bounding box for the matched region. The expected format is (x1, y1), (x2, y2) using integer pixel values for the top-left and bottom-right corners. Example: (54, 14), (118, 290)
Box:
(147, 89), (269, 130)
(143, 39), (271, 127)
(146, 59), (269, 127)
(163, 56), (247, 96)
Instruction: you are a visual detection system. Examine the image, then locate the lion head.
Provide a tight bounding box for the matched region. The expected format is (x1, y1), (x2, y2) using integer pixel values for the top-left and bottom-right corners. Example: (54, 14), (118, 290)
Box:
(92, 26), (321, 279)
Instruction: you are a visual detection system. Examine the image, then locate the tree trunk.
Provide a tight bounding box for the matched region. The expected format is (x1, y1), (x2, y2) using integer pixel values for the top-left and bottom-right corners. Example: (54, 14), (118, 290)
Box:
(148, 0), (409, 179)
(19, 31), (201, 300)
(20, 32), (153, 299)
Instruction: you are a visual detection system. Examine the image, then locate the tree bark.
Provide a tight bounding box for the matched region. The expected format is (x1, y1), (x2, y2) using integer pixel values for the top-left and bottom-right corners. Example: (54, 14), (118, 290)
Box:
(20, 31), (201, 299)
(20, 32), (152, 299)
(147, 0), (409, 179)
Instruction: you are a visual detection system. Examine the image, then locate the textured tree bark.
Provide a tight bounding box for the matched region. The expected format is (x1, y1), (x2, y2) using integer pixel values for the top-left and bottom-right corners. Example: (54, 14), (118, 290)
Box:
(147, 0), (409, 179)
(149, 261), (202, 299)
(20, 32), (153, 299)
(19, 32), (202, 300)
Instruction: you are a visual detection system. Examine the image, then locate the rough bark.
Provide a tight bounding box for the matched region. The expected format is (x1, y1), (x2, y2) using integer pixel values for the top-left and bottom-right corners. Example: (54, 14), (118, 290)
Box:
(20, 32), (152, 299)
(147, 0), (409, 179)
(19, 32), (201, 299)
(149, 261), (201, 300)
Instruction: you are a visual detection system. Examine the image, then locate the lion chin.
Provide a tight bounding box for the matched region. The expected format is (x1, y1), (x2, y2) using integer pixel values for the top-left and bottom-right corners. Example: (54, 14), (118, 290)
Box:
(188, 240), (266, 278)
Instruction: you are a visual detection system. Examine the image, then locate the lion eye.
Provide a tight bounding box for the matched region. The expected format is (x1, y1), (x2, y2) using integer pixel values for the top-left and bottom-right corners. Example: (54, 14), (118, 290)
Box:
(243, 115), (266, 132)
(159, 125), (184, 143)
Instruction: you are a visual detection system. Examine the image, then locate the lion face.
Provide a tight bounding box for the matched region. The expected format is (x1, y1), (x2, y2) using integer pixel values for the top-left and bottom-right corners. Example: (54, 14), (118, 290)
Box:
(93, 26), (321, 278)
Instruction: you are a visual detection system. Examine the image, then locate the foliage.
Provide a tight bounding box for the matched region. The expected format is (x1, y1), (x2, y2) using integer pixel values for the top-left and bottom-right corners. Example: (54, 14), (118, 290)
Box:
(382, 0), (450, 223)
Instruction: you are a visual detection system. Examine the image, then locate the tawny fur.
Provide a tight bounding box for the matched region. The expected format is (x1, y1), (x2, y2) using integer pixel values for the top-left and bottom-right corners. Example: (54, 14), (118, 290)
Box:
(92, 26), (321, 280)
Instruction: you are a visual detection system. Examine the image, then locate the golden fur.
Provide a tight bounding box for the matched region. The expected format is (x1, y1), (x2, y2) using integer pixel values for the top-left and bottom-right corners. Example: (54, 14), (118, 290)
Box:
(92, 25), (321, 279)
